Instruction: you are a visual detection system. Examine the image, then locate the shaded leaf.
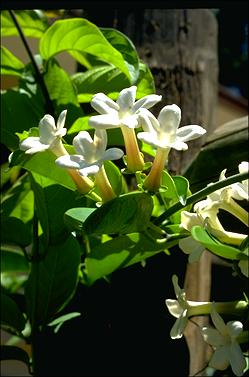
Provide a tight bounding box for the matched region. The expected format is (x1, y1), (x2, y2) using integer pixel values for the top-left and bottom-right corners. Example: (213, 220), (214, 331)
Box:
(1, 246), (29, 273)
(25, 234), (81, 326)
(84, 192), (153, 235)
(1, 292), (26, 332)
(0, 345), (30, 367)
(0, 216), (31, 247)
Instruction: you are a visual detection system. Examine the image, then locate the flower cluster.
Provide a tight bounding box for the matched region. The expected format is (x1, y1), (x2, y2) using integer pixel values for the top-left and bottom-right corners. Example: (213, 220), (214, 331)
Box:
(19, 86), (206, 201)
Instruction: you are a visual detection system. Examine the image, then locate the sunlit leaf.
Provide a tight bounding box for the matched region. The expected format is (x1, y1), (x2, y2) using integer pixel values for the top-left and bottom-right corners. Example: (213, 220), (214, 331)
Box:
(1, 10), (48, 38)
(0, 46), (24, 77)
(40, 18), (131, 81)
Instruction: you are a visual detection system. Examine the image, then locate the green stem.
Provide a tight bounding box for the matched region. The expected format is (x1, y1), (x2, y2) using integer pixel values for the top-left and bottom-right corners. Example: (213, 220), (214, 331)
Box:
(154, 171), (249, 226)
(237, 331), (249, 344)
(188, 300), (248, 317)
(30, 210), (40, 377)
(8, 10), (54, 115)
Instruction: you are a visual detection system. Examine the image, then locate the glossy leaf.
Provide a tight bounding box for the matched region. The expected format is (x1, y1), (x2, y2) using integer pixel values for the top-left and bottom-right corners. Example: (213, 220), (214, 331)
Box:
(1, 246), (29, 273)
(84, 192), (153, 235)
(100, 27), (140, 84)
(0, 46), (24, 77)
(191, 226), (243, 260)
(30, 172), (82, 245)
(1, 10), (48, 37)
(43, 58), (83, 125)
(84, 232), (173, 286)
(64, 207), (96, 232)
(172, 176), (190, 205)
(48, 312), (81, 333)
(136, 62), (156, 97)
(0, 345), (30, 367)
(73, 65), (130, 103)
(1, 292), (26, 332)
(40, 18), (130, 81)
(67, 115), (92, 135)
(0, 216), (31, 247)
(25, 234), (81, 326)
(10, 149), (76, 191)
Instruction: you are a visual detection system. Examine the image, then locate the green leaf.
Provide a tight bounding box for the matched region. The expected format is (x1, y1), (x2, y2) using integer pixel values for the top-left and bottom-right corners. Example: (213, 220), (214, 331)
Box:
(25, 234), (81, 326)
(43, 58), (83, 124)
(1, 85), (45, 150)
(191, 226), (243, 260)
(1, 246), (29, 273)
(1, 173), (34, 223)
(1, 292), (26, 332)
(0, 46), (24, 77)
(84, 192), (153, 235)
(84, 232), (171, 286)
(67, 116), (92, 135)
(40, 18), (131, 81)
(136, 61), (156, 97)
(102, 160), (128, 196)
(11, 149), (76, 191)
(0, 216), (31, 247)
(48, 312), (81, 333)
(1, 10), (48, 38)
(30, 172), (82, 245)
(73, 65), (130, 103)
(64, 207), (96, 232)
(100, 27), (140, 84)
(0, 345), (30, 367)
(172, 176), (190, 205)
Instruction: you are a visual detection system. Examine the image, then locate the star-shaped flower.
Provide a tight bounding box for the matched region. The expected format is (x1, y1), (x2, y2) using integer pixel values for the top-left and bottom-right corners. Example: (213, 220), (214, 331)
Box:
(20, 110), (67, 155)
(88, 86), (162, 130)
(55, 129), (123, 177)
(201, 304), (246, 376)
(165, 275), (209, 339)
(137, 104), (206, 151)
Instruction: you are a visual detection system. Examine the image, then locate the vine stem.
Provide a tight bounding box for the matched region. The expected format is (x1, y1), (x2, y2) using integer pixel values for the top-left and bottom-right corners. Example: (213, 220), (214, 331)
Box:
(8, 10), (54, 115)
(153, 171), (248, 225)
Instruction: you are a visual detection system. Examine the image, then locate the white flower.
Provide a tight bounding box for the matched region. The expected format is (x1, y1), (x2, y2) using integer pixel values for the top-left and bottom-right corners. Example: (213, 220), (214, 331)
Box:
(55, 129), (123, 177)
(137, 104), (206, 151)
(165, 275), (209, 339)
(202, 304), (246, 376)
(88, 86), (162, 129)
(20, 110), (67, 154)
(179, 236), (206, 263)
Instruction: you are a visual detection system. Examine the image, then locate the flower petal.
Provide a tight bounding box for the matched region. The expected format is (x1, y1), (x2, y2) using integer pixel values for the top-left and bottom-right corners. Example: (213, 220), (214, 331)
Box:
(73, 131), (94, 160)
(169, 310), (188, 339)
(210, 304), (228, 337)
(91, 93), (119, 114)
(165, 299), (183, 318)
(117, 86), (136, 114)
(55, 154), (84, 169)
(209, 345), (230, 371)
(201, 327), (226, 347)
(88, 114), (120, 129)
(180, 211), (201, 231)
(132, 94), (162, 113)
(137, 131), (160, 149)
(138, 108), (161, 133)
(178, 236), (205, 263)
(78, 163), (101, 177)
(176, 125), (206, 142)
(57, 110), (67, 131)
(20, 137), (49, 154)
(157, 104), (181, 137)
(226, 321), (243, 339)
(39, 114), (56, 144)
(121, 114), (139, 128)
(229, 342), (246, 376)
(102, 148), (124, 161)
(169, 140), (188, 151)
(93, 129), (107, 160)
